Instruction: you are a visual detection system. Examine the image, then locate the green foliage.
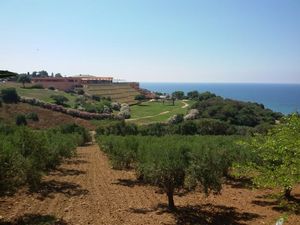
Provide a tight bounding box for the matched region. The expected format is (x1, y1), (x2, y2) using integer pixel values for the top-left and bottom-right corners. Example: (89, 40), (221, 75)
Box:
(48, 86), (55, 90)
(96, 121), (138, 136)
(135, 94), (146, 101)
(187, 90), (199, 100)
(92, 95), (101, 101)
(97, 135), (243, 209)
(172, 91), (185, 100)
(16, 114), (27, 126)
(27, 84), (44, 89)
(0, 124), (83, 193)
(191, 95), (282, 127)
(95, 119), (248, 136)
(0, 70), (18, 78)
(167, 114), (184, 124)
(77, 89), (85, 95)
(17, 74), (31, 88)
(26, 112), (39, 121)
(240, 114), (300, 198)
(50, 94), (69, 106)
(198, 91), (216, 101)
(59, 123), (91, 145)
(1, 88), (20, 103)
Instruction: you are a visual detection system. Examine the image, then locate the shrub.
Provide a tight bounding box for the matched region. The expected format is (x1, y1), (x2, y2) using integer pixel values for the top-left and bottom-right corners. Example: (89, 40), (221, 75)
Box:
(118, 103), (131, 119)
(240, 114), (300, 199)
(50, 95), (69, 106)
(138, 123), (168, 136)
(92, 95), (101, 101)
(26, 112), (39, 121)
(77, 89), (85, 95)
(48, 86), (55, 90)
(59, 123), (91, 145)
(167, 114), (184, 125)
(135, 94), (146, 101)
(111, 102), (121, 111)
(96, 121), (138, 136)
(16, 114), (27, 126)
(1, 88), (19, 103)
(28, 84), (44, 89)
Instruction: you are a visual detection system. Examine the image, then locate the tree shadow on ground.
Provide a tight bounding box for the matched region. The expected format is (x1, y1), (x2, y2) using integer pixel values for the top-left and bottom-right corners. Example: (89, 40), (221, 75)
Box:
(129, 203), (261, 225)
(225, 176), (254, 190)
(0, 214), (68, 225)
(252, 193), (300, 215)
(113, 178), (192, 198)
(64, 159), (88, 165)
(33, 180), (88, 200)
(51, 168), (86, 177)
(112, 178), (145, 187)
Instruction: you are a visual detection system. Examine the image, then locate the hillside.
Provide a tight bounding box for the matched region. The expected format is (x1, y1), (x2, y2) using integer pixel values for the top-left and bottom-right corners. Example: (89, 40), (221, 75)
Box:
(0, 103), (95, 130)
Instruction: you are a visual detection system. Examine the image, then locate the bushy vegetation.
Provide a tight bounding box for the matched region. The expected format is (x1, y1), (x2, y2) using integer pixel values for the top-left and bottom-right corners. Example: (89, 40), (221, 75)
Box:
(95, 119), (266, 136)
(26, 112), (39, 121)
(190, 96), (282, 127)
(50, 95), (69, 106)
(0, 123), (90, 194)
(97, 135), (245, 209)
(59, 123), (92, 145)
(27, 84), (44, 89)
(238, 114), (300, 199)
(1, 88), (20, 103)
(15, 114), (27, 126)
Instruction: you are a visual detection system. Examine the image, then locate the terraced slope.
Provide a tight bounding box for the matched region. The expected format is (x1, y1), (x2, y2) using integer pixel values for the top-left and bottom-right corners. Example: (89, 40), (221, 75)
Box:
(84, 83), (141, 105)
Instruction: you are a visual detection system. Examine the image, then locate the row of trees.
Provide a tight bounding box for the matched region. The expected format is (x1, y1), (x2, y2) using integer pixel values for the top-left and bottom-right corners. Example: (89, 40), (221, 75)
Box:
(97, 135), (243, 209)
(0, 123), (91, 194)
(95, 119), (272, 137)
(171, 90), (216, 100)
(96, 114), (300, 208)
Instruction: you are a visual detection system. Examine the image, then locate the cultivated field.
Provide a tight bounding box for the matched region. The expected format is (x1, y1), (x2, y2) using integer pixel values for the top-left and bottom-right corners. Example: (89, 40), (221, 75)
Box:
(1, 142), (299, 225)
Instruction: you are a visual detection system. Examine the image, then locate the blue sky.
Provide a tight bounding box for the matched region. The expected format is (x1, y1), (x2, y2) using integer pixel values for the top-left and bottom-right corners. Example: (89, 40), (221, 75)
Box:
(1, 0), (299, 83)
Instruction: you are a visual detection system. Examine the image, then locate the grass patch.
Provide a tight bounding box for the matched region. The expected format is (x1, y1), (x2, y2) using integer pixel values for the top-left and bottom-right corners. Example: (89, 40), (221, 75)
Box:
(129, 100), (192, 124)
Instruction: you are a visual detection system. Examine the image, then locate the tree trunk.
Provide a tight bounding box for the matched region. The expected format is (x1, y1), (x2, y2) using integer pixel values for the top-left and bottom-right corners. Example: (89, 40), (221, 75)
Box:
(284, 187), (292, 200)
(167, 187), (175, 210)
(22, 81), (25, 88)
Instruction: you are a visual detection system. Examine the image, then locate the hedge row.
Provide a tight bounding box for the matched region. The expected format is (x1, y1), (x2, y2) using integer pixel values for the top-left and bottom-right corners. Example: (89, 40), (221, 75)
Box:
(96, 119), (271, 137)
(20, 97), (120, 120)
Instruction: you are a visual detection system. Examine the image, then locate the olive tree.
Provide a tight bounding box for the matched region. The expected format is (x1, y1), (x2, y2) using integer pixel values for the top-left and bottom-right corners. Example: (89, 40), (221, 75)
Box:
(137, 141), (190, 210)
(17, 74), (31, 88)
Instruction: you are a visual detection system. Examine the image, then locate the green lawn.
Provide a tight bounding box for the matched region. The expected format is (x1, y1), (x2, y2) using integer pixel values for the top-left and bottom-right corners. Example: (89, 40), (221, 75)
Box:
(129, 100), (192, 124)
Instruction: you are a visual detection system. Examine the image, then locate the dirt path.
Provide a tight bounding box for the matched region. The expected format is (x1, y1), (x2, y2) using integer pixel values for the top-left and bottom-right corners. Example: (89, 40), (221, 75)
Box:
(0, 144), (173, 225)
(1, 144), (299, 225)
(181, 101), (189, 109)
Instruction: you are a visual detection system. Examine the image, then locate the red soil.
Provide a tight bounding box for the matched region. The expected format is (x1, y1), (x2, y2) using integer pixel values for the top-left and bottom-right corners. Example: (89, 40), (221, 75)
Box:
(0, 143), (299, 225)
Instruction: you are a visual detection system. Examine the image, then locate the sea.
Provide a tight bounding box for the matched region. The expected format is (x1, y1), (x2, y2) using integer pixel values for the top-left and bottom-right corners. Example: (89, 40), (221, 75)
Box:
(140, 83), (300, 115)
